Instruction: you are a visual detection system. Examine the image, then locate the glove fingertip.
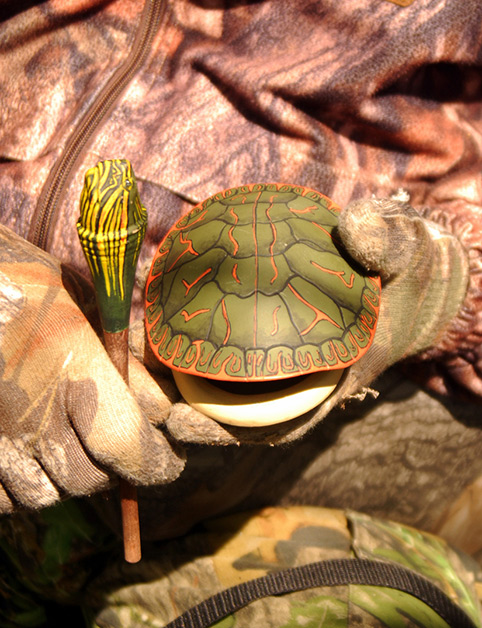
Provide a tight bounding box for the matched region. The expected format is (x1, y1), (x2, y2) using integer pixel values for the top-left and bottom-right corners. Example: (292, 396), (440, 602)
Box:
(339, 198), (418, 279)
(166, 402), (241, 445)
(0, 483), (14, 514)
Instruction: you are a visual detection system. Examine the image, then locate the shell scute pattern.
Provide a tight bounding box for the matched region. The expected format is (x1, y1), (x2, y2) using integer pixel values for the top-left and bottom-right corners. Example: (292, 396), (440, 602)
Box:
(145, 184), (381, 381)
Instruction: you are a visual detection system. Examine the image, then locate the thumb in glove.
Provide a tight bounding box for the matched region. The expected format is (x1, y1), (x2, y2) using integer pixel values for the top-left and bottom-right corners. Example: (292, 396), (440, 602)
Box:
(338, 194), (469, 370)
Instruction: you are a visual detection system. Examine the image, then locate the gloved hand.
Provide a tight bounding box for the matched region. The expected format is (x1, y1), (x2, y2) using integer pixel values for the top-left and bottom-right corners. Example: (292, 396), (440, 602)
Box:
(0, 224), (185, 514)
(157, 195), (470, 445)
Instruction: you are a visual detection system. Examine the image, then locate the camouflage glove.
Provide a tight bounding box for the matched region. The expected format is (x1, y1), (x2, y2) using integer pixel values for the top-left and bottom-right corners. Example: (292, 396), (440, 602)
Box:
(0, 225), (184, 514)
(160, 195), (469, 445)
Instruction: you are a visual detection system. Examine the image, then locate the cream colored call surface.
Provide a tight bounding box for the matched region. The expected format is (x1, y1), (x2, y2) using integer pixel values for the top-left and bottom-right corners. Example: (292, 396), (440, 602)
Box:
(172, 368), (344, 427)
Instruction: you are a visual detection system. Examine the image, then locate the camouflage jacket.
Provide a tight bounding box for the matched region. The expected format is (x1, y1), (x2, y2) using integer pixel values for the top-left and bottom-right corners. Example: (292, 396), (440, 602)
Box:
(1, 0), (482, 400)
(1, 0), (482, 601)
(1, 503), (481, 627)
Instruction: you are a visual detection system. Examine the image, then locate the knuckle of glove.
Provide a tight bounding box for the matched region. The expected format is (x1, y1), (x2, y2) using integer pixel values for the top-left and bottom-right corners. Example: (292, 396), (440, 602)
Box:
(0, 435), (61, 511)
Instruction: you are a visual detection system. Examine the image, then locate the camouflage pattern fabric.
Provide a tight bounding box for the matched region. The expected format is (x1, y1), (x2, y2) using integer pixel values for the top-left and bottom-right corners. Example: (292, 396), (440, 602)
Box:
(0, 3), (481, 619)
(0, 500), (116, 627)
(0, 0), (479, 527)
(1, 504), (481, 627)
(1, 0), (482, 401)
(0, 224), (185, 514)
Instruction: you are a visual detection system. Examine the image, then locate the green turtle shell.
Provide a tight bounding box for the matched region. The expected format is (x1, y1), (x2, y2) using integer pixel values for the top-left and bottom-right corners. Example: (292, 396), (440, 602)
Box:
(145, 183), (381, 381)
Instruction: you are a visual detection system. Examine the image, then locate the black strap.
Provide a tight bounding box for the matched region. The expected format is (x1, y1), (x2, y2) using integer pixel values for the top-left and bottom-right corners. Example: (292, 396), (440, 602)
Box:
(165, 558), (479, 628)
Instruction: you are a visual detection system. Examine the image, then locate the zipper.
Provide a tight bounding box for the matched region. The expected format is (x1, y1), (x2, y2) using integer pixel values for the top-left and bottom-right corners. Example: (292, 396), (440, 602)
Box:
(29, 0), (167, 250)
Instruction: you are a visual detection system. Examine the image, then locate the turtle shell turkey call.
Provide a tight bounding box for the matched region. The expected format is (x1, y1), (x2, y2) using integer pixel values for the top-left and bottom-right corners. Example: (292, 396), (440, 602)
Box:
(145, 183), (381, 427)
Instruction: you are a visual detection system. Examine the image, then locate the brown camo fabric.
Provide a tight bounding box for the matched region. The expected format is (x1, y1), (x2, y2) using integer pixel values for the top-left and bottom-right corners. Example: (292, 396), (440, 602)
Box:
(1, 0), (482, 398)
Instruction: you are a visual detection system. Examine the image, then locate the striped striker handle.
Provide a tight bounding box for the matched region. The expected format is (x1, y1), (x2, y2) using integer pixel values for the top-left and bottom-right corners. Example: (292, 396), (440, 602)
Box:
(77, 159), (148, 563)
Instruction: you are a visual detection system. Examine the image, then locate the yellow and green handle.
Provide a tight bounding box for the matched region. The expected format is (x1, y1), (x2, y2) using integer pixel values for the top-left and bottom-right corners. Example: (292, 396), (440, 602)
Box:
(77, 159), (147, 563)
